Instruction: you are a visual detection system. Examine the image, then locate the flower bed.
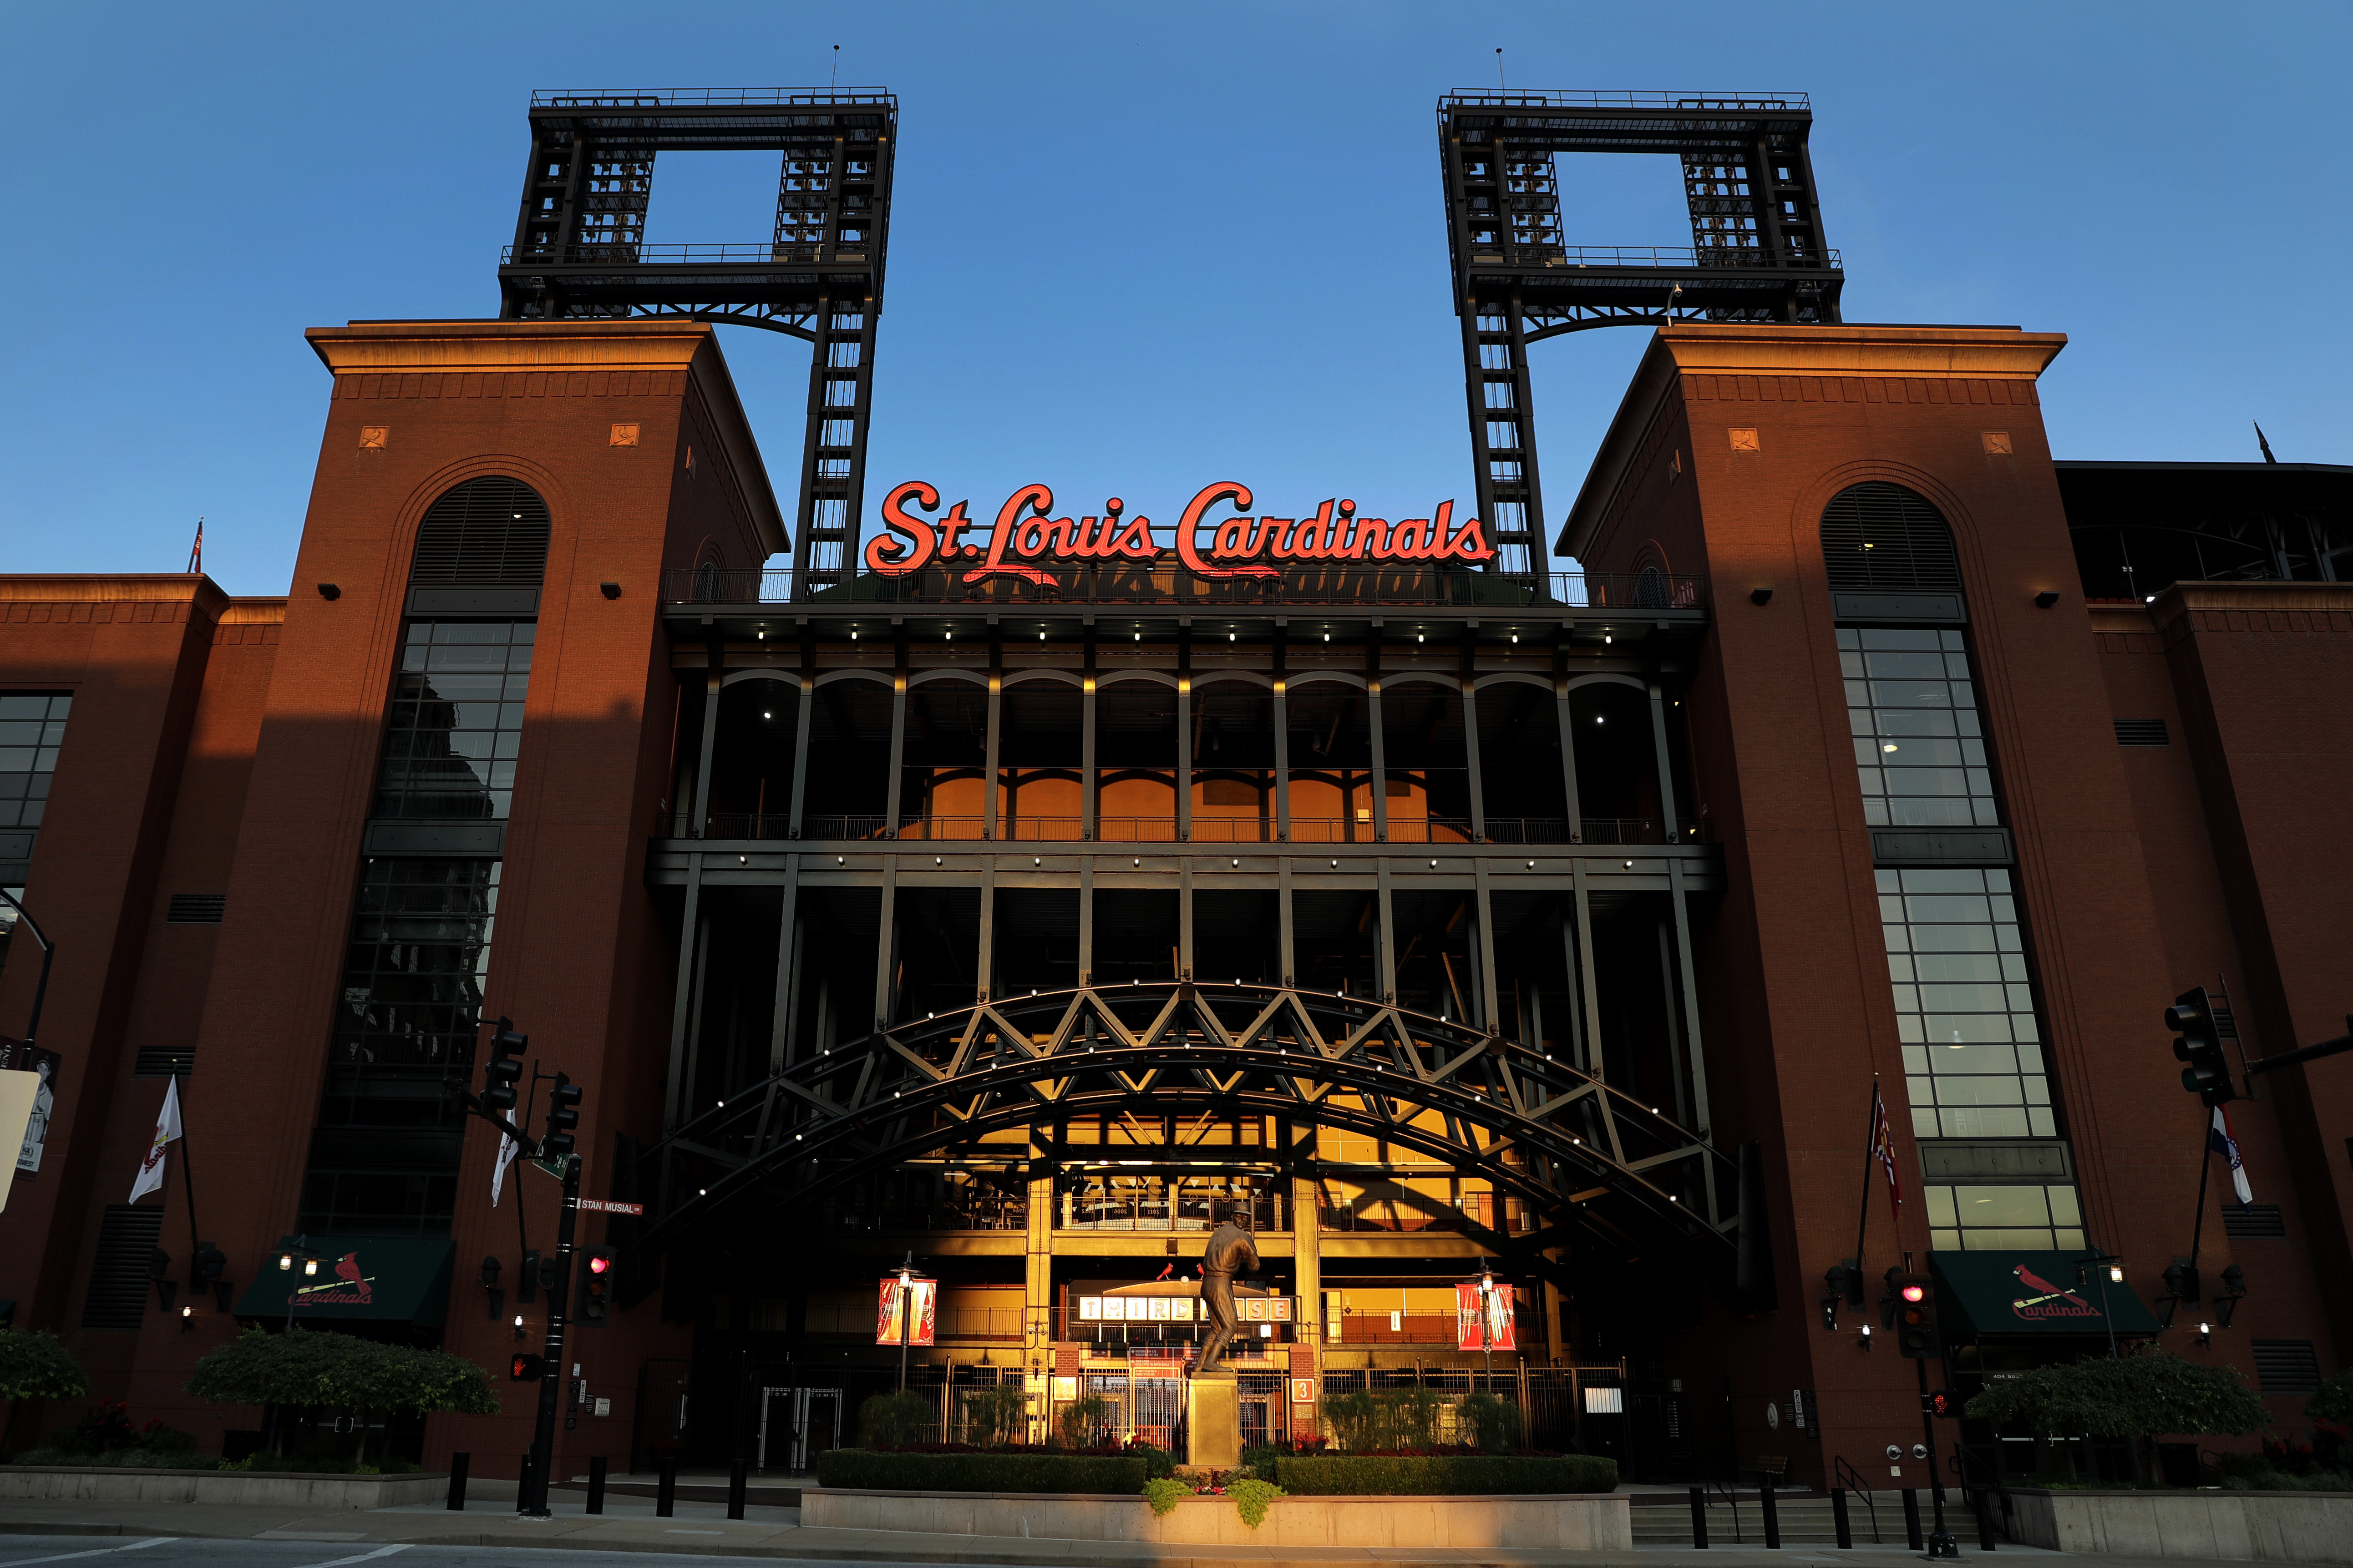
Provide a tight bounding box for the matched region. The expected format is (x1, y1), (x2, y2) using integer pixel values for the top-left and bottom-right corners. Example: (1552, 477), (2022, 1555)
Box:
(814, 1449), (1148, 1493)
(1273, 1454), (1618, 1495)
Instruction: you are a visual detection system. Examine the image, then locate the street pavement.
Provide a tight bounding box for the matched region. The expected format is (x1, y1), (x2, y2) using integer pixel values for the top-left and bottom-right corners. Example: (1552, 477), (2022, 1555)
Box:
(0, 1487), (2244, 1568)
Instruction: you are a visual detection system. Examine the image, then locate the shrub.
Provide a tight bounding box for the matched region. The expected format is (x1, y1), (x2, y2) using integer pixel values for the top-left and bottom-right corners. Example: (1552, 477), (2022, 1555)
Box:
(857, 1390), (935, 1447)
(1122, 1438), (1175, 1479)
(1322, 1389), (1441, 1453)
(184, 1329), (496, 1416)
(958, 1384), (1025, 1447)
(0, 1330), (89, 1405)
(1230, 1476), (1284, 1528)
(816, 1449), (1147, 1493)
(2308, 1370), (2353, 1427)
(1274, 1454), (1617, 1495)
(1058, 1392), (1112, 1450)
(1460, 1391), (1524, 1452)
(1142, 1476), (1190, 1515)
(1964, 1351), (2268, 1441)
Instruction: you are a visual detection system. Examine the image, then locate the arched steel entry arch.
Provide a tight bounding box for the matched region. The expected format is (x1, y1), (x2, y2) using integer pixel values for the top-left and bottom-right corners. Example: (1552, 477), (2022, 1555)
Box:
(640, 980), (1741, 1275)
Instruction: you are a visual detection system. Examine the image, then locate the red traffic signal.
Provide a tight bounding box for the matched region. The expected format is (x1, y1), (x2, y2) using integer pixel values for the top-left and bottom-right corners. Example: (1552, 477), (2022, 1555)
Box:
(510, 1352), (546, 1381)
(577, 1247), (616, 1325)
(1927, 1389), (1958, 1418)
(1883, 1268), (1940, 1358)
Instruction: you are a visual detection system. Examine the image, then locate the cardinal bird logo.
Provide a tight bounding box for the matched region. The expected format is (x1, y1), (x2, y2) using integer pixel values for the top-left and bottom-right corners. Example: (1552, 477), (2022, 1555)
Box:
(298, 1252), (376, 1305)
(2009, 1263), (2093, 1319)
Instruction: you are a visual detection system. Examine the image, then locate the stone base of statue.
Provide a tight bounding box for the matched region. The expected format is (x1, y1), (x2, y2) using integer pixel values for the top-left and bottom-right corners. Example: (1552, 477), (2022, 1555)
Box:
(1185, 1370), (1239, 1470)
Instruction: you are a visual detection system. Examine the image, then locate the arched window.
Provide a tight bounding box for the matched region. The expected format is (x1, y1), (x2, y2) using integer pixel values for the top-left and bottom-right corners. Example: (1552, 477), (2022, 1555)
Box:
(1819, 481), (1961, 594)
(410, 476), (551, 588)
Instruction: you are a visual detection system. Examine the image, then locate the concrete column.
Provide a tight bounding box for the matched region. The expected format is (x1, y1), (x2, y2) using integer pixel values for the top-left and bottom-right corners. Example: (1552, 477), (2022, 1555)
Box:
(1290, 1170), (1322, 1440)
(1025, 1155), (1056, 1381)
(984, 669), (1003, 840)
(1647, 679), (1680, 837)
(1462, 682), (1487, 844)
(786, 675), (814, 838)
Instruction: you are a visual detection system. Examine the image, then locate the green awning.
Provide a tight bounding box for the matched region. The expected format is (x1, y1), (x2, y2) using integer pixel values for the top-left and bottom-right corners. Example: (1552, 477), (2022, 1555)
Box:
(234, 1237), (454, 1326)
(1930, 1250), (2162, 1338)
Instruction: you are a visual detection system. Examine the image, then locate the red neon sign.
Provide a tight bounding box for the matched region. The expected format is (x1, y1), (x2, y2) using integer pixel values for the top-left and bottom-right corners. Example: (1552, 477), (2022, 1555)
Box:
(862, 481), (1496, 584)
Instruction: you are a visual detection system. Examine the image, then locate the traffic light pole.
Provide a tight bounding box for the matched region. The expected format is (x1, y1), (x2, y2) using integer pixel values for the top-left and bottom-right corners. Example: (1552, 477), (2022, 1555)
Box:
(520, 1153), (580, 1518)
(1915, 1354), (1956, 1557)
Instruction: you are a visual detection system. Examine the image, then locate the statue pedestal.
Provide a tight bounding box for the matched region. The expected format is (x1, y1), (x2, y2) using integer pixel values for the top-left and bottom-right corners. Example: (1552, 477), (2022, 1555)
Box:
(1185, 1371), (1239, 1470)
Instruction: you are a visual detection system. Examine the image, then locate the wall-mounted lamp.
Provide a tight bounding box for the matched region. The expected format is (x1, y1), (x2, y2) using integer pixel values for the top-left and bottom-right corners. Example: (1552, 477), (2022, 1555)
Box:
(600, 582), (622, 600)
(179, 1305), (194, 1332)
(2034, 591), (2060, 608)
(513, 1314), (527, 1341)
(316, 583), (341, 600)
(1750, 588), (1773, 606)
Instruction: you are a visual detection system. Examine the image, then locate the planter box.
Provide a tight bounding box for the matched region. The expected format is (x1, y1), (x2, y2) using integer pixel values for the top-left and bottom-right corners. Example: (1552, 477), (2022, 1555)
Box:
(2004, 1486), (2353, 1563)
(0, 1466), (448, 1510)
(802, 1485), (1631, 1549)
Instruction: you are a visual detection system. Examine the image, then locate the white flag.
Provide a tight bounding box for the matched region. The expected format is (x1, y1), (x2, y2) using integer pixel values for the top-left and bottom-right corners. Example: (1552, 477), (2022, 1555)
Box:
(129, 1077), (182, 1203)
(491, 1131), (518, 1206)
(2210, 1105), (2254, 1206)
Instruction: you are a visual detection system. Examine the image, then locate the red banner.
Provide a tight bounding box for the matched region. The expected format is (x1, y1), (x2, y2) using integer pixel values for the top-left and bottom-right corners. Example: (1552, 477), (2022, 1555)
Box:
(876, 1276), (938, 1345)
(1455, 1280), (1517, 1352)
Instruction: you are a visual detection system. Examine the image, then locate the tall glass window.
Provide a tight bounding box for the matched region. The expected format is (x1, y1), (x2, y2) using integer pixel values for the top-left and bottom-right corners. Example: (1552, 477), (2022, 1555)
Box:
(1877, 867), (2052, 1139)
(0, 692), (71, 919)
(1839, 628), (1995, 828)
(374, 623), (534, 821)
(303, 477), (548, 1238)
(1824, 481), (2081, 1255)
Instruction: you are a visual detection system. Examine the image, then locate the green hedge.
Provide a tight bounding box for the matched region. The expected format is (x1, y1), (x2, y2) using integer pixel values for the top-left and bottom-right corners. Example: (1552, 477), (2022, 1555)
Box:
(815, 1450), (1148, 1494)
(1274, 1454), (1618, 1496)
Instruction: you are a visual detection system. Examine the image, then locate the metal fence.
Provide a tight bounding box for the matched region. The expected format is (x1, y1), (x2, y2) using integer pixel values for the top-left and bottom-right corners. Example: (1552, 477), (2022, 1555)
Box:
(683, 812), (1712, 846)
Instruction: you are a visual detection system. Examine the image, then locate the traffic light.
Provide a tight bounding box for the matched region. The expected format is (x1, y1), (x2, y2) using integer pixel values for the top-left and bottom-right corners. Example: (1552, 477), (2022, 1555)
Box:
(578, 1247), (615, 1325)
(2168, 986), (2237, 1106)
(1885, 1267), (1940, 1358)
(518, 1248), (540, 1304)
(483, 1019), (527, 1113)
(509, 1352), (546, 1381)
(542, 1072), (580, 1161)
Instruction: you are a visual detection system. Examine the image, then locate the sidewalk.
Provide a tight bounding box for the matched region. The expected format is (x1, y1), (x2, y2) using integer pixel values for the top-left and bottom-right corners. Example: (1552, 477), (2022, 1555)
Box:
(0, 1486), (2119, 1567)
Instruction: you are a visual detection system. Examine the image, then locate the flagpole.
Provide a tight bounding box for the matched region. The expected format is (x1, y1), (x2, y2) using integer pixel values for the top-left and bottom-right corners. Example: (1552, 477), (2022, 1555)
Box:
(2186, 1110), (2216, 1286)
(1850, 1077), (1879, 1297)
(174, 1075), (203, 1295)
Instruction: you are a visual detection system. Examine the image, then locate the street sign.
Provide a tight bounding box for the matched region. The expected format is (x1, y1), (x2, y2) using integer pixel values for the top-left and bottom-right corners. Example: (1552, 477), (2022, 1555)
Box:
(575, 1199), (644, 1215)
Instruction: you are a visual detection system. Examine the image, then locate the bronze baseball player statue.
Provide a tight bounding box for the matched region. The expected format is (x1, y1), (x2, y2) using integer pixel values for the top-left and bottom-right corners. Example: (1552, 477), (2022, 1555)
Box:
(1192, 1206), (1260, 1375)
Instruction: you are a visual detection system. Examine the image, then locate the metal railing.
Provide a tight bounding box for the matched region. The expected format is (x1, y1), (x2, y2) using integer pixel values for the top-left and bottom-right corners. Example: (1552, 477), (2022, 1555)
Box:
(665, 566), (1706, 610)
(1534, 245), (1841, 271)
(1833, 1454), (1884, 1543)
(532, 88), (895, 108)
(1442, 89), (1810, 111)
(688, 813), (1710, 846)
(501, 242), (861, 267)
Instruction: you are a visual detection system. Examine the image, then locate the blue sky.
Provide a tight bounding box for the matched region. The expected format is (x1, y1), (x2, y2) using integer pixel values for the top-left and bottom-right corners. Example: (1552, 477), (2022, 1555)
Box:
(5, 1), (2346, 595)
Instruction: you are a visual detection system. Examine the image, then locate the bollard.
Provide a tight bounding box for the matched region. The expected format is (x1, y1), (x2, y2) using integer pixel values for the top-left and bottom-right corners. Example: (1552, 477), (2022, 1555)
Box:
(587, 1455), (608, 1516)
(518, 1452), (534, 1514)
(446, 1452), (470, 1512)
(1974, 1490), (1998, 1552)
(1689, 1484), (1710, 1549)
(1760, 1476), (1780, 1550)
(1831, 1486), (1852, 1550)
(728, 1457), (749, 1519)
(656, 1453), (678, 1517)
(1902, 1488), (1924, 1552)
